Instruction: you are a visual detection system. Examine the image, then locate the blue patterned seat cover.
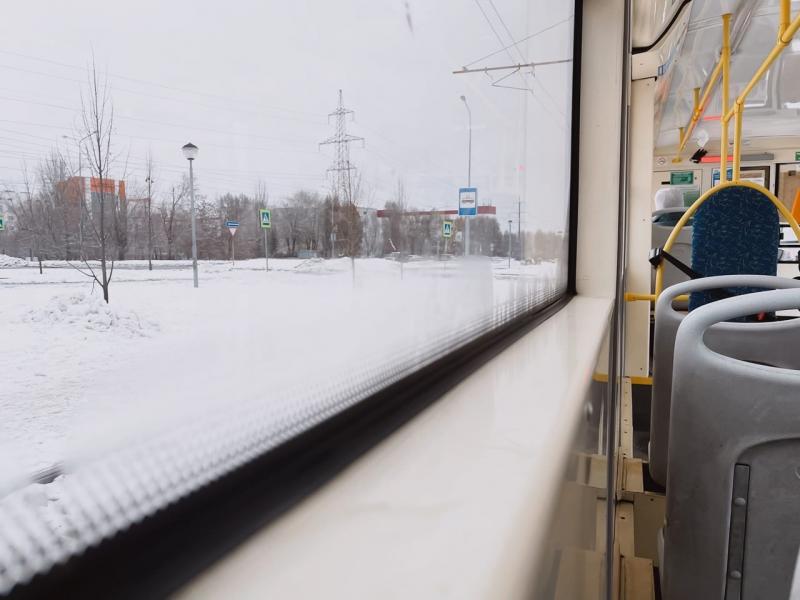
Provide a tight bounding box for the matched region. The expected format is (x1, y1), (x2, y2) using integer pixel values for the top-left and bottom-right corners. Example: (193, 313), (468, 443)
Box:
(690, 185), (779, 311)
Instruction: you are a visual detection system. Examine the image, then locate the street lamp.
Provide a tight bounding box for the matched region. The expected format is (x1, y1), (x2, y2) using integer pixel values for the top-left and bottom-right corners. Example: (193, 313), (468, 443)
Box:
(182, 142), (199, 288)
(508, 219), (513, 269)
(460, 95), (472, 256)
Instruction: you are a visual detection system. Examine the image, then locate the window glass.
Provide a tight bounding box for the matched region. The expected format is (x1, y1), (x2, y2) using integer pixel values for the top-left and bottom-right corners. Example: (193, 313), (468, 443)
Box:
(0, 0), (575, 587)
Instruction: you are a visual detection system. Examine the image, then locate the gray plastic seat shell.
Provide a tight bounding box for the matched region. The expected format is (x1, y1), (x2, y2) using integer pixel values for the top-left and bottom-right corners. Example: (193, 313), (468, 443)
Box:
(662, 288), (800, 600)
(649, 275), (800, 487)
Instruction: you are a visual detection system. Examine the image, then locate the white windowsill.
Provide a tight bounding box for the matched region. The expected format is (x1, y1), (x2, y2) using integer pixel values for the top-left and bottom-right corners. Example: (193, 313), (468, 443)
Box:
(177, 295), (612, 600)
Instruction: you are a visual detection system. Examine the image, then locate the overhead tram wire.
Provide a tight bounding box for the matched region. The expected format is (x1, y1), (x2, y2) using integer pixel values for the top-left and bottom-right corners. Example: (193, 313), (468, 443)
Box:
(462, 14), (574, 69)
(469, 0), (564, 127)
(486, 0), (567, 119)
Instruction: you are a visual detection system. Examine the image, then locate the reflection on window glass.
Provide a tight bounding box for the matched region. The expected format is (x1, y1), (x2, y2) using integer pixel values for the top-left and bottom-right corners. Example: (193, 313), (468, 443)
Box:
(0, 0), (575, 588)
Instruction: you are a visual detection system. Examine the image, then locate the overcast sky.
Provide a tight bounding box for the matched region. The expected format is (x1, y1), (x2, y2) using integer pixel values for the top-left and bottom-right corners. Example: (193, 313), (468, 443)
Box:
(0, 0), (574, 230)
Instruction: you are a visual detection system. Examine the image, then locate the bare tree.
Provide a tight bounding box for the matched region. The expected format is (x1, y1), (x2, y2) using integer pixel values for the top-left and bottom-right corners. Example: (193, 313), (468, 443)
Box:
(8, 166), (46, 272)
(38, 150), (76, 259)
(77, 56), (116, 302)
(160, 180), (186, 260)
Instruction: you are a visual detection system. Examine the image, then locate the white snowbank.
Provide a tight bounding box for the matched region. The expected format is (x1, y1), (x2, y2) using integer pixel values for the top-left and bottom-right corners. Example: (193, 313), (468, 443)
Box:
(0, 254), (27, 267)
(23, 292), (159, 337)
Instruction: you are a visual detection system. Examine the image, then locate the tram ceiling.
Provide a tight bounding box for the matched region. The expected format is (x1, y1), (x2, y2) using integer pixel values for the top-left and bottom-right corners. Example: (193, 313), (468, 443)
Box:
(656, 0), (800, 151)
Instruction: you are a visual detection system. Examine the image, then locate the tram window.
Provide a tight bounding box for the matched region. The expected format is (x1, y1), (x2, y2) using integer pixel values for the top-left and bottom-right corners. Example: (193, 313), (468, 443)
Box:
(0, 0), (578, 592)
(778, 165), (800, 216)
(779, 52), (800, 109)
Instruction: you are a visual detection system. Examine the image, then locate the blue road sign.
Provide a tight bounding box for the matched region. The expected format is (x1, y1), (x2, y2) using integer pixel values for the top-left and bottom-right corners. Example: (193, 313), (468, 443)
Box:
(458, 187), (477, 216)
(225, 220), (240, 228)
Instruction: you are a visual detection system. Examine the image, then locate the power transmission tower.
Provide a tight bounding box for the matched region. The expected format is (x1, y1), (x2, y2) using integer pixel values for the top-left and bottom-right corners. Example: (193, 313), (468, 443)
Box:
(319, 90), (364, 258)
(320, 90), (364, 204)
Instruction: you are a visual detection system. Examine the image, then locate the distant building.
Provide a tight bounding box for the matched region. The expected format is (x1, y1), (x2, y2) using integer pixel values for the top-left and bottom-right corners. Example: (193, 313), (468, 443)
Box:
(57, 177), (127, 219)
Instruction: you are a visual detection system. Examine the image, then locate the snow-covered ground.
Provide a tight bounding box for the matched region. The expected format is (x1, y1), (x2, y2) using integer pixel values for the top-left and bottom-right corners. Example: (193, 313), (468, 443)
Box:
(1, 255), (561, 480)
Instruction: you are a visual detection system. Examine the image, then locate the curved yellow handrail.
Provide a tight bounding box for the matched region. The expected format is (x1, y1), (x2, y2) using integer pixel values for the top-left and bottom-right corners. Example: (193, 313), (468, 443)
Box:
(654, 180), (800, 297)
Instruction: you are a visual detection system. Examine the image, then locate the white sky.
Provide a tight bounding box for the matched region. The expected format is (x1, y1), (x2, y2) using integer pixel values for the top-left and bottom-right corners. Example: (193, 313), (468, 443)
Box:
(0, 0), (574, 230)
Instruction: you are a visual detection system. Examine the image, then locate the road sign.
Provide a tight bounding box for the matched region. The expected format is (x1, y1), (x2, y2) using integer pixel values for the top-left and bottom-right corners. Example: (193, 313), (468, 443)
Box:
(442, 220), (453, 238)
(259, 209), (271, 229)
(225, 220), (239, 236)
(458, 187), (477, 216)
(0, 215), (4, 231)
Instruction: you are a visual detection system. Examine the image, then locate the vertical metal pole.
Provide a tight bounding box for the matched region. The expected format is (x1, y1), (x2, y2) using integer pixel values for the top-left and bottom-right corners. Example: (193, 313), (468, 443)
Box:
(518, 199), (522, 260)
(232, 232), (235, 266)
(264, 228), (269, 271)
(189, 159), (199, 288)
(507, 219), (512, 268)
(606, 2), (632, 599)
(465, 103), (472, 257)
(147, 176), (153, 270)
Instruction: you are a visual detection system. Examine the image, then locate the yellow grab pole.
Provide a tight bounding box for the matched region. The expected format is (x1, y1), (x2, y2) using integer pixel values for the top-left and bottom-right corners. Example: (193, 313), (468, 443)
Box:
(780, 0), (790, 39)
(721, 13), (731, 184)
(678, 61), (723, 153)
(724, 12), (800, 124)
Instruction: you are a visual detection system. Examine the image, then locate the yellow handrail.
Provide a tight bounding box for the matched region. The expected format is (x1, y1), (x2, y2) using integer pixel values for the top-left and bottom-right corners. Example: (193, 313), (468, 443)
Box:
(723, 10), (800, 125)
(654, 181), (800, 297)
(624, 292), (689, 303)
(677, 60), (723, 155)
(720, 13), (731, 183)
(780, 0), (791, 40)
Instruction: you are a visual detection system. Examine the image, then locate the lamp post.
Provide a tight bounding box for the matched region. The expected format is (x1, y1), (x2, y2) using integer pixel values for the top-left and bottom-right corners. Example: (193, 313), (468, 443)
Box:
(182, 142), (199, 288)
(460, 95), (472, 256)
(145, 175), (153, 271)
(508, 219), (512, 269)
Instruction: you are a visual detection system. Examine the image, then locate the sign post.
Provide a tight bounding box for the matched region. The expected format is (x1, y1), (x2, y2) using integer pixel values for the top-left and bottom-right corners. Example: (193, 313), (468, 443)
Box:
(259, 209), (271, 271)
(225, 220), (240, 265)
(442, 219), (453, 255)
(458, 187), (477, 256)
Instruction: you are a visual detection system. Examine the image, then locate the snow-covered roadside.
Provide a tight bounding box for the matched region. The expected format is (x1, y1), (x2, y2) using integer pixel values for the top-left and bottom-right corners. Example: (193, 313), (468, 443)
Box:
(1, 256), (559, 479)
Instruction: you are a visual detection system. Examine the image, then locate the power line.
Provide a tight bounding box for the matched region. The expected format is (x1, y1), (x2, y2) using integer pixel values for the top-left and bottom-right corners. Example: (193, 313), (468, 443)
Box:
(0, 62), (328, 127)
(0, 49), (323, 121)
(0, 90), (324, 151)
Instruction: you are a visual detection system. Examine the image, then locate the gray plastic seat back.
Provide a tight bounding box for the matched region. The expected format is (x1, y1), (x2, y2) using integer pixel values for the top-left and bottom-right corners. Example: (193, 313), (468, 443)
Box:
(662, 288), (800, 600)
(649, 275), (800, 487)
